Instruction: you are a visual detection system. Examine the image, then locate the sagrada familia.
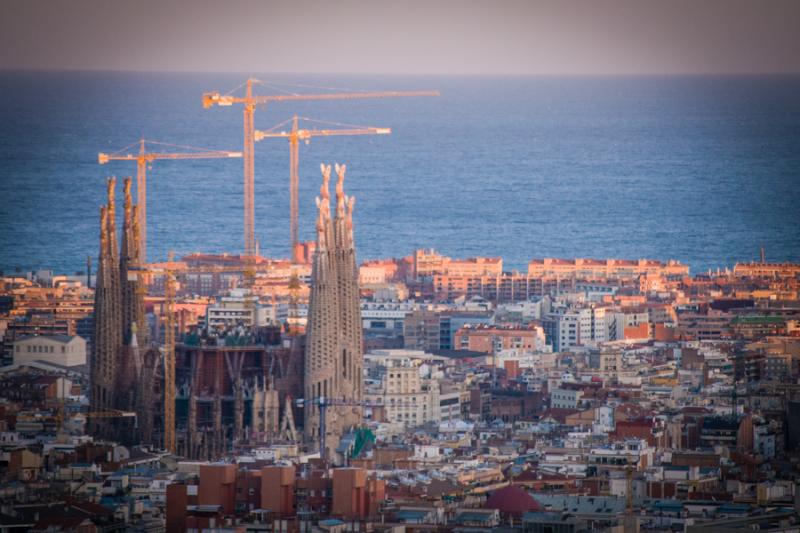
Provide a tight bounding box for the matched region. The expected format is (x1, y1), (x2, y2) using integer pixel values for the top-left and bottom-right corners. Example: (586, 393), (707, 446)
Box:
(90, 164), (364, 462)
(92, 176), (155, 443)
(304, 164), (365, 457)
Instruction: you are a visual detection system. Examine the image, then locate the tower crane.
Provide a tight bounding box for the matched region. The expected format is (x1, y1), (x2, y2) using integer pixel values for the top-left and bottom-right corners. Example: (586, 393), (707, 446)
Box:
(202, 78), (438, 257)
(98, 139), (242, 264)
(127, 256), (270, 454)
(255, 116), (390, 263)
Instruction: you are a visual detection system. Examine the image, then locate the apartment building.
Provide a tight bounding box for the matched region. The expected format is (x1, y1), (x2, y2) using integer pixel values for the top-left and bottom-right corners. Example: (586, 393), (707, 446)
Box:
(364, 350), (441, 429)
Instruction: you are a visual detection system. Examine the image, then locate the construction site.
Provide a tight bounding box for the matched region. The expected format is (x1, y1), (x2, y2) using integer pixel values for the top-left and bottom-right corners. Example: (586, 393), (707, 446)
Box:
(90, 79), (438, 463)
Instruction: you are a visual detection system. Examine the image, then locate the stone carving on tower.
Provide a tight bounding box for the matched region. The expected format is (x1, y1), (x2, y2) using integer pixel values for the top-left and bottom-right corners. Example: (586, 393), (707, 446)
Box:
(91, 178), (122, 411)
(120, 177), (147, 348)
(91, 178), (123, 435)
(304, 163), (364, 459)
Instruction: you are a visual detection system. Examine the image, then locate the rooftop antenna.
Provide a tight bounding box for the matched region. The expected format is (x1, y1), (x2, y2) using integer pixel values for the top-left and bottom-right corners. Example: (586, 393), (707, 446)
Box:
(760, 245), (766, 264)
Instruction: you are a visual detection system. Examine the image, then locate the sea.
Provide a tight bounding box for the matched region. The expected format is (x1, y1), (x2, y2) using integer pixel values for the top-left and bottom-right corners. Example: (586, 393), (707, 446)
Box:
(0, 72), (798, 276)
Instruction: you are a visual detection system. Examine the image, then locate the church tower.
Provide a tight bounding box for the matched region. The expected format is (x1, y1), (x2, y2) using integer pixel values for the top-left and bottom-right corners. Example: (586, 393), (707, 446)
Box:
(91, 178), (123, 426)
(304, 164), (364, 460)
(91, 176), (149, 442)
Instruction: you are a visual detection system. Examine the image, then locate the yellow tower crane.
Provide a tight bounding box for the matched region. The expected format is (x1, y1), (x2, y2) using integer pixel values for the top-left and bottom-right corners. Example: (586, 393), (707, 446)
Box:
(255, 115), (390, 263)
(202, 78), (438, 256)
(128, 256), (271, 454)
(98, 139), (242, 264)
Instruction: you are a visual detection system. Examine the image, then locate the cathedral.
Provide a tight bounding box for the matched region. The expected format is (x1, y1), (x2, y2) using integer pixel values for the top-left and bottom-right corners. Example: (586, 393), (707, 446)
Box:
(303, 164), (364, 460)
(91, 177), (150, 443)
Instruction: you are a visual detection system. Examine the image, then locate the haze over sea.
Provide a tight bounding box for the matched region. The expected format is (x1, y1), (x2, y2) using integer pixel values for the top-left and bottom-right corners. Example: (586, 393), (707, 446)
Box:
(1, 72), (798, 276)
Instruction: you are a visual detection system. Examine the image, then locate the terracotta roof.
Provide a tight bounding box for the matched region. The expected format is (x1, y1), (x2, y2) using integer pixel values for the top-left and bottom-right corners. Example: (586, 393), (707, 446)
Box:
(512, 469), (539, 482)
(424, 479), (462, 498)
(484, 485), (542, 517)
(32, 515), (90, 531)
(539, 408), (579, 423)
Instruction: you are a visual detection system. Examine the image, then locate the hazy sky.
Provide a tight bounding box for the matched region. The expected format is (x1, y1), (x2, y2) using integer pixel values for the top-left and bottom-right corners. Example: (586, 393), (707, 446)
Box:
(1, 0), (798, 75)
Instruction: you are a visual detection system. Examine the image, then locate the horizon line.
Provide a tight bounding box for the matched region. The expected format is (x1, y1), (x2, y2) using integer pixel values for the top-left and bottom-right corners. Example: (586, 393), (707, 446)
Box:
(2, 67), (800, 77)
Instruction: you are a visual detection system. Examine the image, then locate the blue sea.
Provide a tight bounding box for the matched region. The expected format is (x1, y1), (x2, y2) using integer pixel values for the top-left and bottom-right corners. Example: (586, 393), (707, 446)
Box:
(0, 72), (798, 275)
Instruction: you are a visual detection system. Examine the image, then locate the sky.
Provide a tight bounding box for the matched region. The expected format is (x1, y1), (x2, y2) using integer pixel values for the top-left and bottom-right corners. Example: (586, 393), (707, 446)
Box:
(1, 0), (799, 75)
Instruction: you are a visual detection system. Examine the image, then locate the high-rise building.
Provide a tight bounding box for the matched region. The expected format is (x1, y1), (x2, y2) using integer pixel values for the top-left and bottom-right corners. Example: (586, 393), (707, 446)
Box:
(304, 164), (364, 459)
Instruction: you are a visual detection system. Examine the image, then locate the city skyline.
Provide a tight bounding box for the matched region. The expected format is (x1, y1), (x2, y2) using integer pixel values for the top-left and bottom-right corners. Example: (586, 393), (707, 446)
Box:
(2, 2), (800, 531)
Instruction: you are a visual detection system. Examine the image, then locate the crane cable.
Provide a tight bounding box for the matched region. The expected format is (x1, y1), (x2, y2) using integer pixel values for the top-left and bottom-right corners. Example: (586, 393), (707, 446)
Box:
(106, 139), (235, 156)
(260, 115), (384, 134)
(223, 78), (373, 97)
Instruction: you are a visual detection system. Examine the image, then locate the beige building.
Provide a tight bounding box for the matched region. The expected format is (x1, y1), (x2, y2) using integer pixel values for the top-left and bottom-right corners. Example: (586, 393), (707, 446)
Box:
(413, 248), (503, 278)
(733, 262), (800, 279)
(527, 258), (689, 280)
(365, 350), (441, 428)
(13, 335), (86, 367)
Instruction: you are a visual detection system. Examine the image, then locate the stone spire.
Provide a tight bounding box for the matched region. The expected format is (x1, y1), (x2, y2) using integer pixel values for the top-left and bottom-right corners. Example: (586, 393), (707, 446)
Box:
(92, 178), (123, 422)
(120, 177), (147, 347)
(304, 163), (364, 461)
(332, 163), (362, 402)
(315, 163), (333, 250)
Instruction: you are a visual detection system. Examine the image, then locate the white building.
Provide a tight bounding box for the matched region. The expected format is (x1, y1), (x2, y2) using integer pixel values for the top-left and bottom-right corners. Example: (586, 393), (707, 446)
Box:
(361, 301), (426, 336)
(438, 389), (461, 422)
(551, 387), (584, 409)
(593, 405), (615, 434)
(608, 310), (650, 340)
(575, 281), (620, 301)
(754, 423), (776, 459)
(13, 335), (86, 367)
(589, 438), (653, 469)
(544, 306), (609, 351)
(206, 289), (273, 329)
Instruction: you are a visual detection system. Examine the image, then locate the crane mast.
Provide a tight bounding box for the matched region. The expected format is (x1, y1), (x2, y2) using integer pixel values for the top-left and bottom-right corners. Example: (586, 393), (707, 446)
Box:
(162, 270), (176, 453)
(243, 80), (256, 257)
(127, 258), (268, 454)
(289, 116), (299, 260)
(203, 79), (437, 258)
(137, 140), (147, 265)
(99, 139), (242, 264)
(255, 115), (391, 263)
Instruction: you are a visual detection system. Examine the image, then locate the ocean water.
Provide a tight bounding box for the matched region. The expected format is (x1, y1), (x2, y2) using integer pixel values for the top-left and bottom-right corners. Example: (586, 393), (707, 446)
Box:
(0, 72), (798, 275)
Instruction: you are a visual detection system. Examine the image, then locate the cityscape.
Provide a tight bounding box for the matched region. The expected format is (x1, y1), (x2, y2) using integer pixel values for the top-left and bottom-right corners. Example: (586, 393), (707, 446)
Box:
(1, 1), (800, 533)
